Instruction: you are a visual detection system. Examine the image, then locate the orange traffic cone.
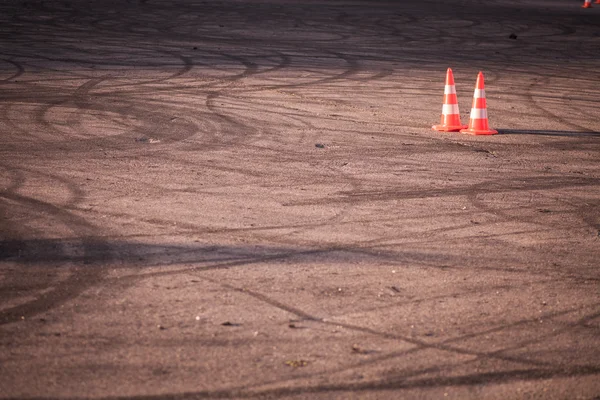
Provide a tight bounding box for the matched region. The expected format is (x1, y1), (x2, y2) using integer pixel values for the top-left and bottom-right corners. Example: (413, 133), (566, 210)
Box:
(595, 0), (600, 4)
(460, 72), (498, 135)
(433, 68), (467, 132)
(582, 0), (592, 8)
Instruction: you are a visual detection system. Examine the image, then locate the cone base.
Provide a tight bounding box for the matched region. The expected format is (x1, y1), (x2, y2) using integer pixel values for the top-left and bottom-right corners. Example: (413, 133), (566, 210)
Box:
(460, 127), (498, 135)
(433, 124), (468, 132)
(582, 3), (592, 7)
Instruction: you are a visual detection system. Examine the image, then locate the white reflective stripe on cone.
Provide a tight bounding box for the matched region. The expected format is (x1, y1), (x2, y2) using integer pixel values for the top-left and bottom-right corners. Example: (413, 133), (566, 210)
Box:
(444, 85), (456, 95)
(470, 108), (488, 119)
(442, 103), (460, 115)
(473, 89), (486, 98)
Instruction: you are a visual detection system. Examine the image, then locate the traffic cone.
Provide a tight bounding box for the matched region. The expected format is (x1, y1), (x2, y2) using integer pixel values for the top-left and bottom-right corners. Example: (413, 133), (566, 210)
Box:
(433, 68), (467, 132)
(460, 72), (498, 135)
(582, 0), (592, 8)
(595, 0), (600, 4)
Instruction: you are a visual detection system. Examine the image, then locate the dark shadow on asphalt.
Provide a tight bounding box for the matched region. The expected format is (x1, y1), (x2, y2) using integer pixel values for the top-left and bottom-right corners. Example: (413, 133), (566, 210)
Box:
(2, 235), (599, 326)
(498, 129), (600, 137)
(2, 237), (600, 399)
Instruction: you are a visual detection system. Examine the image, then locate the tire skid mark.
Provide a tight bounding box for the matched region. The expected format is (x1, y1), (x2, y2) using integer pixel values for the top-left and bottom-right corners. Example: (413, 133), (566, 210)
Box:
(52, 236), (597, 360)
(318, 232), (597, 279)
(78, 183), (591, 277)
(33, 77), (106, 143)
(0, 103), (39, 145)
(196, 50), (313, 146)
(466, 185), (599, 231)
(195, 95), (318, 148)
(0, 164), (26, 196)
(8, 98), (72, 143)
(0, 192), (108, 326)
(85, 49), (289, 95)
(557, 197), (600, 233)
(284, 176), (599, 207)
(93, 49), (196, 89)
(173, 277), (481, 392)
(2, 45), (196, 86)
(13, 362), (600, 399)
(30, 75), (201, 147)
(1, 1), (599, 396)
(248, 50), (292, 76)
(215, 49), (365, 95)
(526, 75), (600, 132)
(86, 163), (360, 241)
(0, 162), (87, 210)
(204, 91), (258, 145)
(138, 275), (598, 398)
(6, 91), (201, 151)
(0, 59), (25, 82)
(347, 226), (597, 278)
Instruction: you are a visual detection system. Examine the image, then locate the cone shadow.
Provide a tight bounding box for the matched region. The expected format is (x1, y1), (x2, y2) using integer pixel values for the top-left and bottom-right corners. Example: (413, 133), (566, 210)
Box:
(498, 129), (600, 137)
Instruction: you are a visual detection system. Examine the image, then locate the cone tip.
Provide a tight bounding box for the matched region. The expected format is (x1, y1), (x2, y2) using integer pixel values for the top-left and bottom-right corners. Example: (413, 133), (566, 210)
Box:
(476, 71), (485, 88)
(445, 68), (455, 85)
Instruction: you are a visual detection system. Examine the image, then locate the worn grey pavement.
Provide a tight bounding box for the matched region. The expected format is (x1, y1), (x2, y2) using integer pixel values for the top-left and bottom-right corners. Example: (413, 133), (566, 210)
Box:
(0, 0), (599, 399)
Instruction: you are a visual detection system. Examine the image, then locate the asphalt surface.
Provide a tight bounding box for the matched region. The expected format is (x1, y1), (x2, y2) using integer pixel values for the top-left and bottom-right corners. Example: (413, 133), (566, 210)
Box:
(1, 0), (599, 399)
